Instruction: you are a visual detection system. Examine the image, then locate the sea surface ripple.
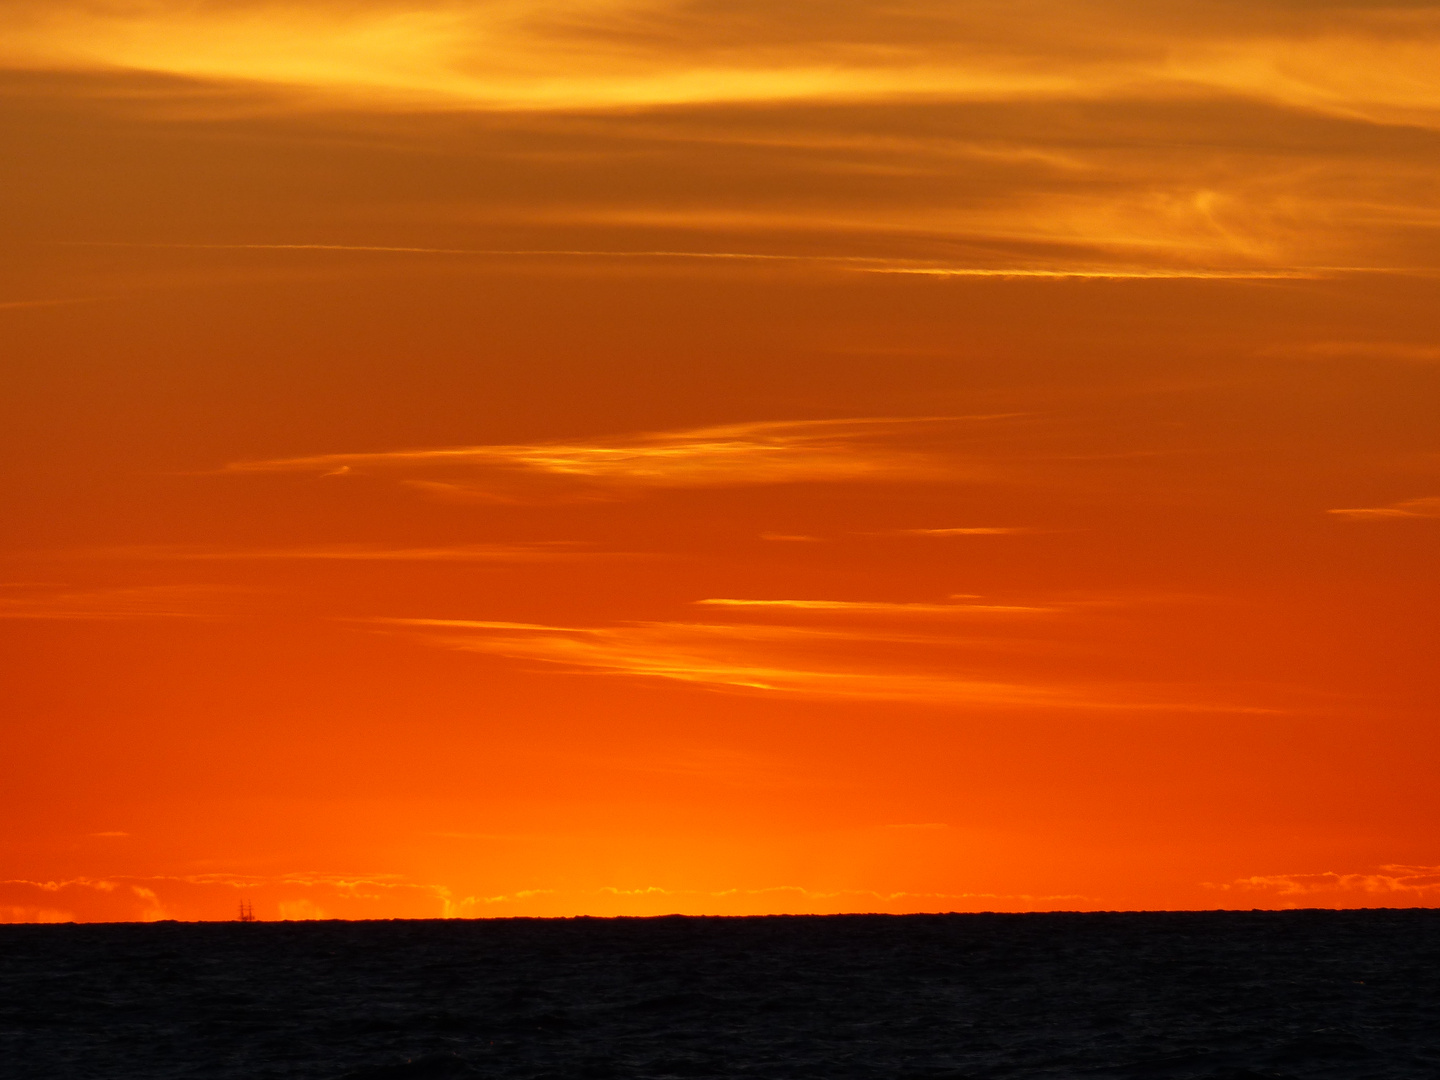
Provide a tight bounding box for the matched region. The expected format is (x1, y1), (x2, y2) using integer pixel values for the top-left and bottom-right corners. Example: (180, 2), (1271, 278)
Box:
(3, 910), (1439, 1079)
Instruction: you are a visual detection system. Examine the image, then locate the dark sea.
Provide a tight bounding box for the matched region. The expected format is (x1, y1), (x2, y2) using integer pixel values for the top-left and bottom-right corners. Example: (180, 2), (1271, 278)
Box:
(3, 910), (1439, 1079)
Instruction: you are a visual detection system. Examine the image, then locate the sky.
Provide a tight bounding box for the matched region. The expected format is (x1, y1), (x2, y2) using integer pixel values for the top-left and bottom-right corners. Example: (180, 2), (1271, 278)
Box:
(2, 0), (1439, 923)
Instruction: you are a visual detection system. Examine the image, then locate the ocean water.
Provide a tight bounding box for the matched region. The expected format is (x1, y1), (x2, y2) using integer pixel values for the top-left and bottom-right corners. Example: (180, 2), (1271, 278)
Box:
(2, 910), (1438, 1079)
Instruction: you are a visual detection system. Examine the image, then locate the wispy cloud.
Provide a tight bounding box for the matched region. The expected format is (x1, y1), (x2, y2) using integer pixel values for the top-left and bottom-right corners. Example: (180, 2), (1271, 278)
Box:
(223, 417), (975, 501)
(76, 542), (617, 563)
(8, 0), (1440, 131)
(56, 243), (1350, 280)
(376, 616), (987, 646)
(1207, 865), (1440, 905)
(0, 0), (1068, 111)
(1261, 341), (1440, 364)
(886, 527), (1030, 536)
(374, 611), (1263, 713)
(868, 267), (1324, 280)
(61, 241), (897, 265)
(696, 597), (1048, 614)
(450, 888), (558, 912)
(0, 583), (231, 620)
(375, 615), (1063, 704)
(1327, 496), (1440, 520)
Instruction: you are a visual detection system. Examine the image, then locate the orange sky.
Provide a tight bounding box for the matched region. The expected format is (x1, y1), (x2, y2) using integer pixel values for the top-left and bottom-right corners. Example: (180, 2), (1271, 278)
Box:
(3, 0), (1439, 923)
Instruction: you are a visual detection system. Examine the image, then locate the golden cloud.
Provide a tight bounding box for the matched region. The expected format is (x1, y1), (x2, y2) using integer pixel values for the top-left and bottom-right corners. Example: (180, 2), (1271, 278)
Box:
(1327, 496), (1440, 520)
(224, 417), (971, 500)
(1209, 865), (1440, 903)
(10, 2), (1440, 280)
(695, 597), (1048, 614)
(376, 610), (1267, 712)
(5, 1), (1440, 127)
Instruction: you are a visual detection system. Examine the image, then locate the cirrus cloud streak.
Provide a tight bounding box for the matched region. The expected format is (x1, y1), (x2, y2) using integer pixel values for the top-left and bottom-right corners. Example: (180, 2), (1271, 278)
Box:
(223, 417), (981, 501)
(373, 611), (1270, 713)
(5, 0), (1440, 131)
(1327, 496), (1440, 520)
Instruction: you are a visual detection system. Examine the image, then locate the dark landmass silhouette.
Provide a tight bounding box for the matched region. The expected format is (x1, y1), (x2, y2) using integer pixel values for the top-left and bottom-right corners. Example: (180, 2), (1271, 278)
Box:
(3, 910), (1439, 1079)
